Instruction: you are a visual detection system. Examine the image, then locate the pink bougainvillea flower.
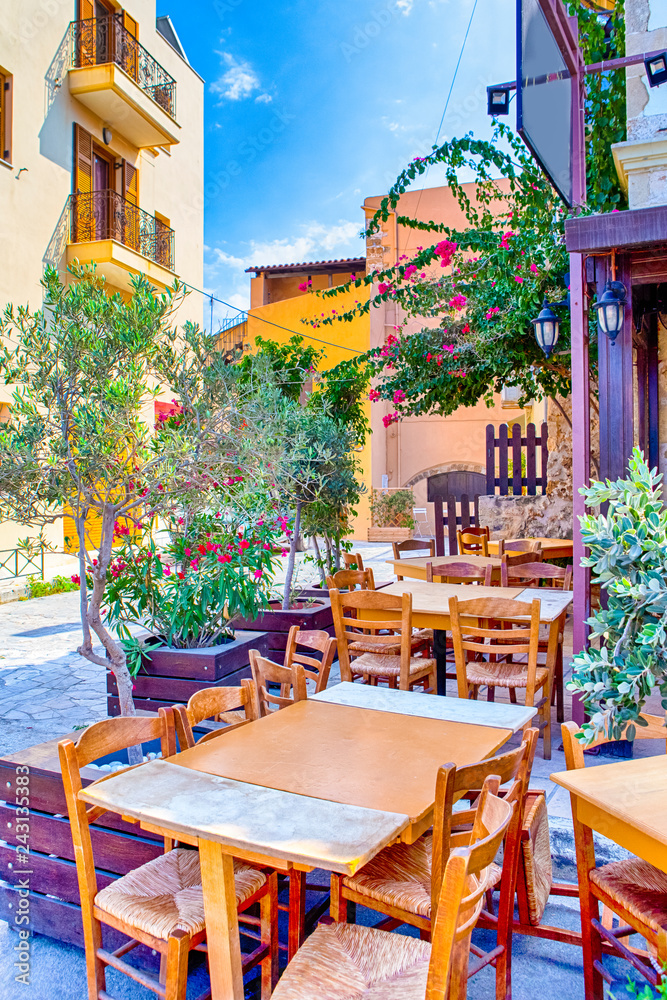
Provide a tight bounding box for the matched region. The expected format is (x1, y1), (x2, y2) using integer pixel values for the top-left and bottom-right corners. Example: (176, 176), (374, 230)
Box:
(435, 240), (457, 265)
(461, 323), (471, 334)
(449, 294), (467, 311)
(404, 264), (418, 280)
(393, 389), (406, 403)
(382, 412), (398, 428)
(378, 282), (390, 295)
(369, 389), (380, 402)
(486, 306), (501, 319)
(71, 574), (80, 586)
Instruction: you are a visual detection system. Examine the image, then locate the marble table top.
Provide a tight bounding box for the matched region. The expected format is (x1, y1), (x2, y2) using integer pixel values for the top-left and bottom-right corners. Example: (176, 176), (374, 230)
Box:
(311, 682), (537, 733)
(79, 758), (408, 875)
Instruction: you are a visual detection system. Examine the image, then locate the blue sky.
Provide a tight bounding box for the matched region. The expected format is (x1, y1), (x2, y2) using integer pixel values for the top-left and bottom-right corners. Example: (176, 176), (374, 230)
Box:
(163, 0), (517, 321)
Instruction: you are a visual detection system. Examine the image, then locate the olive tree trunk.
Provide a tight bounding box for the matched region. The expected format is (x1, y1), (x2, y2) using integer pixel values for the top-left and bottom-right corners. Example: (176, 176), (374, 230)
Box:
(282, 500), (302, 611)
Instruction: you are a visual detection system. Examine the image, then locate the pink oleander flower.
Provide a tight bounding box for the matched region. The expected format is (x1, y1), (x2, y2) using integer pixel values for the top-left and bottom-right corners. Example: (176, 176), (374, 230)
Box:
(515, 276), (524, 284)
(71, 574), (80, 586)
(254, 569), (263, 580)
(530, 263), (538, 273)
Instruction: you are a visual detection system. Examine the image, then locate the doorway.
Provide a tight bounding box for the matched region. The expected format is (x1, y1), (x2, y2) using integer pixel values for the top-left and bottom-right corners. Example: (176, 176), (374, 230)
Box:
(92, 145), (113, 240)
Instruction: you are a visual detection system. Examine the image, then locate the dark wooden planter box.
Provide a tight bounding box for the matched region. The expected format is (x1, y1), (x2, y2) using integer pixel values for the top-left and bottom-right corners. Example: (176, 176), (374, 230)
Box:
(0, 734), (164, 947)
(233, 600), (334, 656)
(106, 629), (270, 716)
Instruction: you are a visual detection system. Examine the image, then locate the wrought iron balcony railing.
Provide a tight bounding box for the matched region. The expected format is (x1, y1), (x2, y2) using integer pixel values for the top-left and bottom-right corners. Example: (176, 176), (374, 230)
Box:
(69, 190), (175, 272)
(70, 14), (177, 119)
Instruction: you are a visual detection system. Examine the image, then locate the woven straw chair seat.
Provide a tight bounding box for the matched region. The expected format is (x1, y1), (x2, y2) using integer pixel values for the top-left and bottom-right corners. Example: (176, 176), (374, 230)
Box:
(463, 660), (549, 690)
(95, 848), (266, 939)
(349, 634), (429, 656)
(590, 858), (667, 932)
(350, 653), (436, 679)
(272, 921), (431, 999)
(344, 834), (433, 917)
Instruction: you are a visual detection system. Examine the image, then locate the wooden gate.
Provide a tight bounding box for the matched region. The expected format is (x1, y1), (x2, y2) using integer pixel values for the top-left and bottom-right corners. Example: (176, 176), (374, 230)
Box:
(485, 423), (548, 496)
(427, 471), (486, 557)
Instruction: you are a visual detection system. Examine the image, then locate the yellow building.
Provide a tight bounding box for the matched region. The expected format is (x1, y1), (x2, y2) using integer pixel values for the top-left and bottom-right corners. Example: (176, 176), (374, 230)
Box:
(243, 183), (541, 538)
(0, 0), (204, 549)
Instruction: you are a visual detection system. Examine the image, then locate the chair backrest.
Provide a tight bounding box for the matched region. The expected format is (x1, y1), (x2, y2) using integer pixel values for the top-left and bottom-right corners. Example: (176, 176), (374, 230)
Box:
(430, 729), (538, 914)
(284, 626), (336, 693)
(562, 715), (667, 770)
(449, 595), (542, 702)
(342, 551), (365, 571)
(426, 560), (493, 586)
(425, 780), (514, 1000)
(501, 558), (572, 590)
(326, 567), (375, 592)
(330, 587), (413, 686)
(249, 650), (308, 717)
(58, 710), (177, 915)
(174, 680), (258, 750)
(392, 537), (436, 559)
(498, 539), (542, 556)
(457, 525), (490, 557)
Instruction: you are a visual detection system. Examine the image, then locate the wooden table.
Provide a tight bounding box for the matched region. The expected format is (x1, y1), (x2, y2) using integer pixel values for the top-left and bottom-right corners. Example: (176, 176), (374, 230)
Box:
(487, 537), (573, 560)
(388, 553), (502, 583)
(372, 580), (573, 696)
(80, 699), (514, 1000)
(312, 680), (537, 732)
(551, 756), (667, 871)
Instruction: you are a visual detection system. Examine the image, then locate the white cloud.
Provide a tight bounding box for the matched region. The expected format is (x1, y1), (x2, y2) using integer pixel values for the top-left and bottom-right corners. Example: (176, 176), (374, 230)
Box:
(255, 93), (273, 104)
(396, 0), (415, 14)
(204, 220), (363, 316)
(210, 52), (271, 103)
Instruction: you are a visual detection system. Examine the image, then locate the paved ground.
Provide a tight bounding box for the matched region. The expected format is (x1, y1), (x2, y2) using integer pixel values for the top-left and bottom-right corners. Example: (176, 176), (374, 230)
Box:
(0, 541), (660, 999)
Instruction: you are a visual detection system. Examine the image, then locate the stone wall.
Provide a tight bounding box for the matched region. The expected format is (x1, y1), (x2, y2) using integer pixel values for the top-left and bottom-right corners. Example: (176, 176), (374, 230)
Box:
(478, 493), (573, 540)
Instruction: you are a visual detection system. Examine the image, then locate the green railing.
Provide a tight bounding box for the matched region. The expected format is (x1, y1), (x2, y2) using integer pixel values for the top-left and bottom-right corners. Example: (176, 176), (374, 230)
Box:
(0, 547), (45, 581)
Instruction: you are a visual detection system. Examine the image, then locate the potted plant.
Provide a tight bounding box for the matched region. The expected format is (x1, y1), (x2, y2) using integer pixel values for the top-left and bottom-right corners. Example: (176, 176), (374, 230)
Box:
(568, 448), (667, 744)
(100, 508), (279, 714)
(368, 487), (415, 542)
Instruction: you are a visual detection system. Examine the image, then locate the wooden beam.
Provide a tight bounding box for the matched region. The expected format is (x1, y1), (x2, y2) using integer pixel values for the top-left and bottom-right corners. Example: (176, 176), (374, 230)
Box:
(565, 206), (667, 253)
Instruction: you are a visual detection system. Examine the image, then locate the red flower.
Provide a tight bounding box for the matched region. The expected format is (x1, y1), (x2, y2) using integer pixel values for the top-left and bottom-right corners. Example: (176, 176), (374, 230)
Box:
(197, 544), (207, 555)
(71, 574), (80, 585)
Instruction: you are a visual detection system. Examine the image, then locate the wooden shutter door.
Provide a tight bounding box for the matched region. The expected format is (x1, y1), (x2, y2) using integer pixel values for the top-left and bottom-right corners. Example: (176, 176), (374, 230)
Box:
(123, 12), (139, 80)
(73, 124), (94, 242)
(76, 0), (95, 66)
(121, 159), (139, 250)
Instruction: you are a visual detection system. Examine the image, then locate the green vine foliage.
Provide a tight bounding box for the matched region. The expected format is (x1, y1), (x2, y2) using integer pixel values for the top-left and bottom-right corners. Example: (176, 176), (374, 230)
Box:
(568, 450), (667, 744)
(317, 5), (625, 420)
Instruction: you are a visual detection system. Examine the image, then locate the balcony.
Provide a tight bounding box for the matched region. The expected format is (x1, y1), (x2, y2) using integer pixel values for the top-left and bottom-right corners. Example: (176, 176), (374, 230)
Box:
(67, 190), (176, 292)
(67, 15), (180, 148)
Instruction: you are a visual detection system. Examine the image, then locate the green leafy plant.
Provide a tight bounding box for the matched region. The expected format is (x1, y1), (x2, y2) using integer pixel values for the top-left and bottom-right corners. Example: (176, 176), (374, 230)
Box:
(568, 449), (667, 744)
(370, 489), (415, 529)
(100, 513), (280, 675)
(26, 574), (79, 599)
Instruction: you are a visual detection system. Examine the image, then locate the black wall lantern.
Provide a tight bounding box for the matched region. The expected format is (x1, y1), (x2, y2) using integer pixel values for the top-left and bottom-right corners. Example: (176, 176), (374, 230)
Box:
(592, 280), (627, 343)
(531, 299), (560, 357)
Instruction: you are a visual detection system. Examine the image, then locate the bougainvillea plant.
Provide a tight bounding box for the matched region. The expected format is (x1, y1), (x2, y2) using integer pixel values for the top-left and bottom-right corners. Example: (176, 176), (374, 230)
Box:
(311, 4), (625, 422)
(99, 511), (280, 675)
(568, 449), (667, 744)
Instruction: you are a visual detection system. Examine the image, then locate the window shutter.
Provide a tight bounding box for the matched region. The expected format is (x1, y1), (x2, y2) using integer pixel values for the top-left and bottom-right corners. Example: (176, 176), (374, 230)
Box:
(121, 158), (139, 250)
(0, 73), (5, 161)
(73, 124), (93, 242)
(78, 0), (94, 19)
(123, 12), (138, 39)
(121, 159), (138, 205)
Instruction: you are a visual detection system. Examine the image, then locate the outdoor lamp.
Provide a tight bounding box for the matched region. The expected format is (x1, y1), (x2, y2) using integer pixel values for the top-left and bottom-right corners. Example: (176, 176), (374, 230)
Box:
(487, 86), (510, 116)
(592, 280), (627, 343)
(531, 299), (560, 358)
(645, 53), (667, 88)
(102, 127), (113, 145)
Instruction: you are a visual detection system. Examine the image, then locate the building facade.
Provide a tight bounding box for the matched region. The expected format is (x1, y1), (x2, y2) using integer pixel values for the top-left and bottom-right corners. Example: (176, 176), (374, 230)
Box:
(243, 182), (540, 538)
(0, 0), (204, 549)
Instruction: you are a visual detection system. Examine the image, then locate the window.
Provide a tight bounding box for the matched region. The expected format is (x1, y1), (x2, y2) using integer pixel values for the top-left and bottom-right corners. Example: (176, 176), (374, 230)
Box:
(0, 68), (12, 163)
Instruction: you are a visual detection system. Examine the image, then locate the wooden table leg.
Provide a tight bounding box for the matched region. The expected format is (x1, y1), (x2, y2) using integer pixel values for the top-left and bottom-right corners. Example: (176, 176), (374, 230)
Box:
(288, 869), (306, 959)
(199, 839), (244, 1000)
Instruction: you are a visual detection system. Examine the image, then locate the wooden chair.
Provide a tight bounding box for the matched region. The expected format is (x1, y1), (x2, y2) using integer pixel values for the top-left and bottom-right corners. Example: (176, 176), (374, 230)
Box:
(457, 525), (490, 557)
(331, 730), (538, 1000)
(342, 551), (365, 571)
(449, 595), (554, 758)
(426, 560), (494, 586)
(392, 537), (436, 580)
(174, 680), (258, 749)
(325, 567), (376, 591)
(562, 717), (667, 999)
(273, 779), (514, 1000)
(498, 539), (542, 556)
(330, 587), (436, 691)
(500, 559), (572, 723)
(249, 650), (308, 717)
(284, 625), (336, 694)
(58, 711), (278, 1000)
